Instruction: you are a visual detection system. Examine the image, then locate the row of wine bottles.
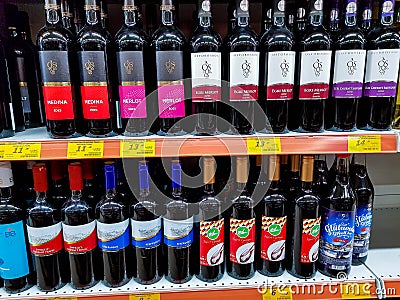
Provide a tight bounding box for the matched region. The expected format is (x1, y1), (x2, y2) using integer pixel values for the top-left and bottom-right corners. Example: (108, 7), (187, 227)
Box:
(0, 154), (374, 294)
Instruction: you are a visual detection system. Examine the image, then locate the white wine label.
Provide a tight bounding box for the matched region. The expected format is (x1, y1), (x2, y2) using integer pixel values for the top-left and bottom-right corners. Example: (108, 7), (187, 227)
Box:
(164, 217), (193, 248)
(27, 222), (63, 256)
(131, 217), (162, 249)
(97, 219), (130, 251)
(63, 220), (97, 253)
(266, 51), (296, 100)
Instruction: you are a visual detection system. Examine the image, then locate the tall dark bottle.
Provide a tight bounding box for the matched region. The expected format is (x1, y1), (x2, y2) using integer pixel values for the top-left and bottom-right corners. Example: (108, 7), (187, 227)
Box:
(357, 0), (400, 130)
(350, 154), (374, 265)
(328, 0), (341, 39)
(224, 0), (259, 134)
(261, 1), (273, 33)
(298, 0), (332, 132)
(61, 0), (76, 35)
(37, 0), (80, 138)
(62, 163), (97, 289)
(261, 0), (295, 133)
(359, 0), (373, 32)
(227, 157), (255, 280)
(100, 0), (109, 30)
(257, 156), (287, 276)
(0, 162), (31, 293)
(96, 162), (130, 287)
(151, 0), (187, 136)
(312, 155), (329, 199)
(317, 154), (356, 278)
(77, 0), (115, 137)
(115, 0), (151, 136)
(287, 155), (321, 279)
(27, 164), (63, 291)
(190, 0), (222, 136)
(164, 160), (193, 283)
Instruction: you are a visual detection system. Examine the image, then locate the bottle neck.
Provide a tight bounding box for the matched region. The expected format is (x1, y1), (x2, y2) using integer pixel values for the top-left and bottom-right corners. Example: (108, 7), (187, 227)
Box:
(124, 7), (139, 26)
(71, 189), (82, 199)
(204, 183), (215, 195)
(272, 0), (286, 27)
(236, 0), (250, 27)
(45, 3), (63, 26)
(381, 0), (395, 25)
(0, 187), (13, 202)
(161, 6), (175, 26)
(236, 181), (247, 193)
(344, 0), (358, 26)
(85, 1), (101, 26)
(301, 180), (313, 191)
(35, 191), (47, 203)
(336, 157), (350, 183)
(309, 0), (324, 26)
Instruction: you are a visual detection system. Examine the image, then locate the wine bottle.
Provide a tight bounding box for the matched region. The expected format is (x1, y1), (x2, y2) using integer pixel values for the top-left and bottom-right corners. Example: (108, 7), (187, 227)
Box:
(350, 154), (374, 265)
(27, 164), (63, 291)
(358, 0), (400, 130)
(62, 162), (97, 289)
(115, 0), (151, 136)
(61, 0), (76, 35)
(298, 0), (332, 132)
(77, 0), (116, 137)
(227, 157), (255, 280)
(224, 0), (259, 135)
(318, 155), (356, 278)
(261, 1), (273, 33)
(100, 0), (109, 30)
(37, 0), (80, 138)
(312, 155), (329, 198)
(190, 0), (222, 136)
(151, 0), (187, 136)
(115, 159), (134, 204)
(227, 0), (236, 34)
(287, 155), (321, 279)
(359, 0), (373, 33)
(328, 0), (341, 38)
(258, 156), (287, 277)
(73, 0), (85, 33)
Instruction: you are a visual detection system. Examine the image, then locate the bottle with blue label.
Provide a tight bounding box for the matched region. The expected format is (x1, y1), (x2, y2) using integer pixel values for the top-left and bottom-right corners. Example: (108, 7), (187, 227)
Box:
(317, 154), (356, 278)
(96, 162), (130, 287)
(131, 160), (162, 284)
(0, 161), (31, 293)
(350, 154), (374, 265)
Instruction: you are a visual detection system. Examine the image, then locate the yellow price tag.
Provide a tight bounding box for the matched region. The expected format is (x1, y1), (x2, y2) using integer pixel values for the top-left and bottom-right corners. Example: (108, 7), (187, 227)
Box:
(47, 298), (78, 300)
(247, 137), (281, 154)
(67, 141), (104, 159)
(129, 293), (160, 300)
(121, 140), (156, 157)
(0, 142), (41, 160)
(262, 286), (293, 300)
(348, 135), (381, 153)
(341, 282), (372, 299)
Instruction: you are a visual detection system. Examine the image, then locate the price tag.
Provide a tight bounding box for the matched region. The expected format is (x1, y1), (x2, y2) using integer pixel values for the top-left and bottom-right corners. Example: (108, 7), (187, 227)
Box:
(262, 286), (293, 300)
(47, 298), (78, 300)
(247, 137), (282, 154)
(121, 140), (156, 157)
(348, 135), (381, 153)
(129, 293), (161, 300)
(0, 142), (41, 160)
(341, 282), (372, 299)
(67, 141), (104, 159)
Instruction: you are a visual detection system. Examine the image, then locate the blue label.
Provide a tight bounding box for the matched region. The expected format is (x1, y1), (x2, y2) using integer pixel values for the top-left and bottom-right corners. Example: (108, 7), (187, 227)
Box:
(164, 217), (193, 248)
(0, 221), (29, 279)
(97, 219), (130, 251)
(131, 218), (162, 249)
(353, 205), (372, 257)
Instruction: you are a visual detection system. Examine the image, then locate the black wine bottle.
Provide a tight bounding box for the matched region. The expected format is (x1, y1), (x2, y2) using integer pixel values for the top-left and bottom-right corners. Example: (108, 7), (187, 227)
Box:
(261, 1), (273, 33)
(359, 0), (373, 33)
(73, 0), (85, 33)
(61, 0), (76, 35)
(312, 155), (330, 199)
(328, 0), (341, 39)
(100, 0), (109, 30)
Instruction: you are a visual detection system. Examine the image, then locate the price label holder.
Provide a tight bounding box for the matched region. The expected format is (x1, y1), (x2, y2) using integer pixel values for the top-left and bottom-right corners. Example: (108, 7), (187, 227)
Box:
(46, 298), (78, 300)
(341, 282), (372, 299)
(121, 140), (156, 157)
(247, 137), (282, 154)
(0, 142), (41, 160)
(129, 293), (161, 300)
(348, 135), (381, 153)
(67, 141), (104, 159)
(262, 286), (293, 300)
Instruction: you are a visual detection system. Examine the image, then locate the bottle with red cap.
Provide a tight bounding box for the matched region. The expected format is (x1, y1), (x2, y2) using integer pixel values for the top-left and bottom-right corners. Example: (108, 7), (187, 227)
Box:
(62, 162), (98, 289)
(26, 163), (63, 291)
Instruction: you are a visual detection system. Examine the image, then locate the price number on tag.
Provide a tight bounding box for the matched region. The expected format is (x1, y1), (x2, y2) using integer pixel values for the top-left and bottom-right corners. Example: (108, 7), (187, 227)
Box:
(121, 140), (156, 157)
(262, 286), (293, 300)
(247, 137), (282, 154)
(348, 135), (381, 153)
(67, 141), (104, 159)
(0, 142), (41, 160)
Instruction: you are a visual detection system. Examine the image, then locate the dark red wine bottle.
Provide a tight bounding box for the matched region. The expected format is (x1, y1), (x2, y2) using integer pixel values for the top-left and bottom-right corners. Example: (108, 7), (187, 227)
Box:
(27, 164), (63, 291)
(61, 0), (76, 35)
(37, 0), (80, 138)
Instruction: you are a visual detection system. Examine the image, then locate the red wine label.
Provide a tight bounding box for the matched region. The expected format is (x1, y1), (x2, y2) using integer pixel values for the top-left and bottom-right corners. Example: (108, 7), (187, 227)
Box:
(43, 86), (75, 120)
(229, 52), (259, 101)
(200, 218), (224, 266)
(299, 51), (332, 100)
(27, 222), (63, 256)
(364, 49), (400, 97)
(81, 85), (110, 119)
(191, 52), (222, 102)
(63, 220), (97, 254)
(229, 218), (255, 264)
(261, 216), (287, 261)
(266, 51), (295, 100)
(300, 217), (321, 263)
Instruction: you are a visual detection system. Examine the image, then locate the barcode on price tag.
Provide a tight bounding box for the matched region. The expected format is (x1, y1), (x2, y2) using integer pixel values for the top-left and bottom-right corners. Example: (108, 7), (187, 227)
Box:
(262, 286), (293, 300)
(341, 282), (372, 299)
(129, 293), (161, 300)
(247, 137), (282, 154)
(67, 141), (104, 159)
(0, 142), (41, 160)
(120, 140), (156, 157)
(348, 135), (381, 153)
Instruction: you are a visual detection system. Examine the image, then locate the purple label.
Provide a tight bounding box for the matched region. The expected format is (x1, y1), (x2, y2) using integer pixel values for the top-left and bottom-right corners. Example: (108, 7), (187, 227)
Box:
(364, 81), (397, 97)
(333, 82), (363, 98)
(157, 84), (185, 118)
(119, 85), (147, 119)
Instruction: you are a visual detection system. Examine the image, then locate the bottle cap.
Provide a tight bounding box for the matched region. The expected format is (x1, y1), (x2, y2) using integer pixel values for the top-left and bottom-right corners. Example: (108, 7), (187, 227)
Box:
(32, 164), (49, 192)
(203, 157), (215, 184)
(269, 156), (280, 181)
(300, 155), (314, 182)
(290, 154), (300, 172)
(171, 159), (182, 188)
(104, 162), (116, 190)
(236, 156), (248, 183)
(138, 160), (150, 190)
(27, 161), (36, 170)
(68, 162), (83, 191)
(0, 162), (13, 188)
(51, 161), (64, 180)
(82, 160), (94, 180)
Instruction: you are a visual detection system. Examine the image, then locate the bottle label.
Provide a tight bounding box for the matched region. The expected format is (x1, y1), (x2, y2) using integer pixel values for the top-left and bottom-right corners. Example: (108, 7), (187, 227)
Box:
(191, 52), (222, 102)
(229, 217), (256, 264)
(78, 51), (110, 119)
(300, 217), (321, 263)
(364, 49), (400, 97)
(319, 208), (355, 270)
(229, 52), (260, 101)
(261, 216), (287, 261)
(0, 221), (30, 279)
(117, 51), (147, 119)
(27, 222), (63, 256)
(200, 218), (224, 266)
(332, 50), (367, 98)
(63, 220), (97, 253)
(131, 217), (162, 249)
(266, 51), (296, 100)
(156, 51), (185, 118)
(16, 57), (31, 114)
(39, 51), (75, 121)
(163, 217), (193, 248)
(97, 219), (130, 251)
(353, 204), (372, 258)
(299, 50), (332, 100)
